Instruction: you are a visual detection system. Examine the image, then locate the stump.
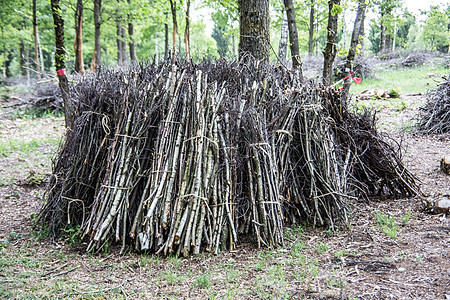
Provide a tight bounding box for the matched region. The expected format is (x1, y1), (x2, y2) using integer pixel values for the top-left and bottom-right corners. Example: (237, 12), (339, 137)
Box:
(441, 156), (450, 175)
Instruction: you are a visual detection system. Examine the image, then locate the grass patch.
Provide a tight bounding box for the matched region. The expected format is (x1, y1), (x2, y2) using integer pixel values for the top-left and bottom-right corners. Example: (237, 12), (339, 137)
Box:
(350, 65), (448, 94)
(0, 138), (59, 157)
(9, 108), (64, 120)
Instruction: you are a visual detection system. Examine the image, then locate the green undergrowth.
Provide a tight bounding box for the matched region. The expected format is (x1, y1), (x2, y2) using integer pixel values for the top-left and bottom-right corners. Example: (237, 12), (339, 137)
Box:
(350, 63), (448, 94)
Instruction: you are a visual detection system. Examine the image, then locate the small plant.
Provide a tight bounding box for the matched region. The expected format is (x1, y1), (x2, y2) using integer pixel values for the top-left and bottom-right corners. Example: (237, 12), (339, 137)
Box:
(315, 242), (329, 255)
(194, 273), (211, 289)
(374, 211), (399, 238)
(401, 212), (413, 225)
(8, 232), (22, 241)
(60, 225), (81, 246)
(388, 87), (401, 98)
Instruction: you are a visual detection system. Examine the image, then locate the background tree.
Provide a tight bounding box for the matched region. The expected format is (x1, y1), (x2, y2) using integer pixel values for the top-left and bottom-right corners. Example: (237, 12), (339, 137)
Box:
(238, 0), (270, 63)
(422, 6), (449, 53)
(211, 10), (231, 58)
(74, 0), (84, 73)
(341, 0), (366, 100)
(93, 0), (102, 69)
(283, 0), (302, 72)
(323, 0), (341, 85)
(50, 0), (74, 128)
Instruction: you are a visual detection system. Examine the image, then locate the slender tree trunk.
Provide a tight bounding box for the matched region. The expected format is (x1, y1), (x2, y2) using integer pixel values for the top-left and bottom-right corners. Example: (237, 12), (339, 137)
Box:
(164, 12), (169, 60)
(360, 15), (365, 54)
(283, 0), (302, 72)
(2, 27), (6, 78)
(127, 0), (137, 62)
(74, 0), (84, 73)
(323, 0), (341, 86)
(308, 0), (315, 56)
(184, 0), (191, 61)
(169, 0), (178, 61)
(117, 24), (123, 65)
(93, 0), (102, 69)
(380, 12), (386, 53)
(20, 42), (26, 77)
(32, 0), (41, 77)
(238, 0), (270, 63)
(51, 0), (74, 129)
(386, 35), (391, 52)
(278, 9), (288, 65)
(342, 0), (366, 100)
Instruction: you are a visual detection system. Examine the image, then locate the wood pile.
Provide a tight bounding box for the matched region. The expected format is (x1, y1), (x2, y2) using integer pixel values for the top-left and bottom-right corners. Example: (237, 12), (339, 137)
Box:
(417, 76), (450, 134)
(37, 60), (419, 256)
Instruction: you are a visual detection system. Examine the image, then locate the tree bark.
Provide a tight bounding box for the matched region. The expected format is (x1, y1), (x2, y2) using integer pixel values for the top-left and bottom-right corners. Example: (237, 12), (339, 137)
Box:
(238, 0), (270, 64)
(380, 12), (386, 53)
(359, 13), (365, 54)
(117, 23), (123, 65)
(341, 0), (366, 101)
(32, 0), (41, 77)
(94, 0), (102, 69)
(184, 0), (191, 61)
(322, 0), (341, 86)
(283, 0), (302, 72)
(169, 0), (178, 61)
(74, 0), (84, 73)
(164, 12), (169, 60)
(51, 0), (74, 129)
(127, 0), (137, 62)
(19, 42), (26, 77)
(278, 9), (288, 65)
(308, 0), (315, 56)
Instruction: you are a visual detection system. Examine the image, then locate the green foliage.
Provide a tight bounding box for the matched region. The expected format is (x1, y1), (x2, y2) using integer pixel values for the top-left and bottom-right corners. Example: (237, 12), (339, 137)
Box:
(374, 211), (399, 238)
(422, 6), (450, 52)
(388, 86), (401, 98)
(60, 225), (81, 246)
(194, 273), (212, 289)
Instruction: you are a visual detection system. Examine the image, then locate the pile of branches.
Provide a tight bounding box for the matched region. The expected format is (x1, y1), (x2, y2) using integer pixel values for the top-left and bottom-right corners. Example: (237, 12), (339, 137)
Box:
(334, 56), (374, 80)
(417, 76), (450, 134)
(38, 60), (418, 256)
(32, 81), (64, 112)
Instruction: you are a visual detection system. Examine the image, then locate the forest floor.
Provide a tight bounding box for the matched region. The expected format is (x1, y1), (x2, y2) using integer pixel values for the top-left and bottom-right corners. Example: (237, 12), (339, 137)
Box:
(0, 80), (449, 299)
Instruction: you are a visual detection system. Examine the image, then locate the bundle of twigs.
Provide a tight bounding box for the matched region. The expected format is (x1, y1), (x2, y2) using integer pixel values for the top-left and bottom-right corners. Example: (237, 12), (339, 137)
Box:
(417, 76), (450, 134)
(33, 81), (64, 112)
(38, 59), (418, 256)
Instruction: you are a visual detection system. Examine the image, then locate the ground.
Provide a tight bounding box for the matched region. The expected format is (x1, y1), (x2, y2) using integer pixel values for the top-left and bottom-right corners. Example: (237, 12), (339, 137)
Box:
(0, 82), (449, 299)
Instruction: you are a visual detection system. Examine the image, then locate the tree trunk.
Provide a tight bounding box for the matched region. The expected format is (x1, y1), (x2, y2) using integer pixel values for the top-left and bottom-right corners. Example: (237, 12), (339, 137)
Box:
(323, 0), (341, 86)
(380, 12), (386, 53)
(360, 14), (365, 54)
(74, 0), (84, 73)
(308, 0), (315, 56)
(19, 42), (26, 77)
(128, 0), (137, 62)
(32, 0), (41, 77)
(283, 0), (302, 72)
(164, 12), (169, 60)
(341, 0), (366, 101)
(93, 0), (102, 69)
(117, 24), (123, 65)
(51, 0), (74, 129)
(386, 35), (391, 52)
(184, 0), (191, 61)
(238, 0), (270, 64)
(169, 0), (178, 61)
(278, 9), (288, 65)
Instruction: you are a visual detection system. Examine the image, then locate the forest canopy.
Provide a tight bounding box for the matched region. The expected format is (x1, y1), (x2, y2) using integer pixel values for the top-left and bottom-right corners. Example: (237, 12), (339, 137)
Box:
(0, 0), (448, 77)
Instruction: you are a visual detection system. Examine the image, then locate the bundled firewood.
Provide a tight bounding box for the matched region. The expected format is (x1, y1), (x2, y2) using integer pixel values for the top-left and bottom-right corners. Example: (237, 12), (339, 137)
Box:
(417, 76), (450, 134)
(38, 59), (418, 256)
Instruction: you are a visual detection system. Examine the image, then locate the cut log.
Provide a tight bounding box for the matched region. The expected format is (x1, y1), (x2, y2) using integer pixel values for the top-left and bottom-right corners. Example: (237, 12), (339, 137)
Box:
(440, 156), (450, 175)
